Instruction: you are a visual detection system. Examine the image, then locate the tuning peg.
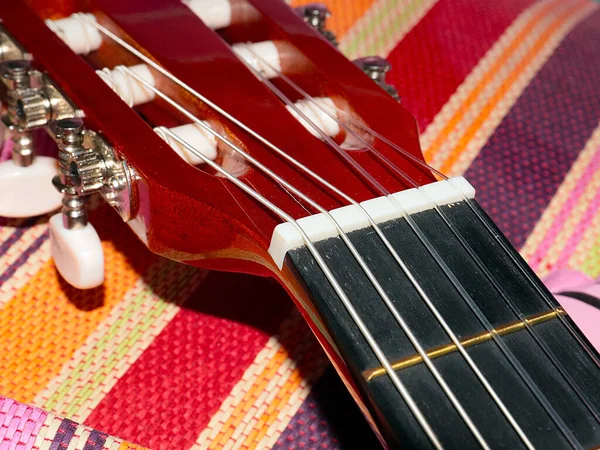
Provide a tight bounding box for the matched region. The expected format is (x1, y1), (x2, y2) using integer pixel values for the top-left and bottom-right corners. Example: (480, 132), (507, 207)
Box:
(353, 56), (400, 101)
(49, 209), (104, 290)
(49, 118), (105, 289)
(0, 60), (63, 217)
(296, 3), (338, 47)
(0, 154), (63, 218)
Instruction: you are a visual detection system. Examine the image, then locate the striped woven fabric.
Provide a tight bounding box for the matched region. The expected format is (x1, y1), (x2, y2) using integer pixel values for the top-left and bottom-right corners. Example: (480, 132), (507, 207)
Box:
(1, 0), (599, 448)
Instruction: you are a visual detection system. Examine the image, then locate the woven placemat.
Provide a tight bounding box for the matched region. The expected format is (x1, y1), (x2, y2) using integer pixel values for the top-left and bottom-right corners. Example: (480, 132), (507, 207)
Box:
(1, 0), (599, 448)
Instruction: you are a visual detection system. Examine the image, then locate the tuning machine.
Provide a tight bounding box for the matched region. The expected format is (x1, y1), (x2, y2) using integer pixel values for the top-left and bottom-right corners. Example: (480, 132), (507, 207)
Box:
(48, 117), (133, 290)
(296, 3), (338, 47)
(0, 57), (73, 218)
(354, 56), (400, 101)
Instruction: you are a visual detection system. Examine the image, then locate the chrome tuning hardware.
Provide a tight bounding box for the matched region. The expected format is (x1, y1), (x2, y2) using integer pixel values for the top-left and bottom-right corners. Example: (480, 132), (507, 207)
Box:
(353, 56), (400, 101)
(1, 59), (78, 165)
(296, 3), (338, 47)
(48, 117), (132, 290)
(0, 59), (69, 218)
(51, 117), (132, 225)
(0, 31), (23, 63)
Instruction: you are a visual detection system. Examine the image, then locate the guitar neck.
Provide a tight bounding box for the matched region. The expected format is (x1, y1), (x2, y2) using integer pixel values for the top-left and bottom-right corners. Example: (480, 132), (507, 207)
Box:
(285, 198), (600, 449)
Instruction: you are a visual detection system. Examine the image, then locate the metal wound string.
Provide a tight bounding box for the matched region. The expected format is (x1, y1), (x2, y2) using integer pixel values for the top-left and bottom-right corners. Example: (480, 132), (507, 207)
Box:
(246, 50), (600, 426)
(79, 14), (582, 447)
(317, 96), (600, 373)
(239, 47), (543, 448)
(122, 66), (488, 449)
(157, 127), (444, 450)
(242, 49), (589, 448)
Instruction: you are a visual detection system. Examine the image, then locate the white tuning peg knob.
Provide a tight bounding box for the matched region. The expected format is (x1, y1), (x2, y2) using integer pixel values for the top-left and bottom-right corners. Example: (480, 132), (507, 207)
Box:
(49, 213), (104, 289)
(0, 156), (63, 217)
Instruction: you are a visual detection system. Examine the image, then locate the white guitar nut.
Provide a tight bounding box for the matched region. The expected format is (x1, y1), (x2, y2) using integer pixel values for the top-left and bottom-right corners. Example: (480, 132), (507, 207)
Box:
(154, 123), (218, 165)
(287, 97), (341, 139)
(45, 13), (103, 55)
(233, 41), (282, 79)
(183, 0), (232, 30)
(96, 64), (156, 107)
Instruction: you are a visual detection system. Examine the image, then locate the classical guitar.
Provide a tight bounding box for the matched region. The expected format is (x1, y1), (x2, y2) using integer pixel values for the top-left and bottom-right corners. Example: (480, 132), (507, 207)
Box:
(0, 1), (599, 448)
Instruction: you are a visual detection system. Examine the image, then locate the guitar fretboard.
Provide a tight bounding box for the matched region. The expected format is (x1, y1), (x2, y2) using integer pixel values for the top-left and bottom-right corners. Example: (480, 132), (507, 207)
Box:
(286, 199), (600, 449)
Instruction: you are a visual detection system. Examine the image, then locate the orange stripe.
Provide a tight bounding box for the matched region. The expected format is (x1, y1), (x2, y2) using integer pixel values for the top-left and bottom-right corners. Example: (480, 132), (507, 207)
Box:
(0, 238), (155, 403)
(207, 344), (292, 446)
(423, 0), (560, 162)
(438, 0), (587, 174)
(291, 0), (377, 38)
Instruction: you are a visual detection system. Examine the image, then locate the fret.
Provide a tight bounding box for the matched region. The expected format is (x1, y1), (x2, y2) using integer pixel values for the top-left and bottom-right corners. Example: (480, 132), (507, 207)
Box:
(287, 199), (600, 448)
(363, 308), (566, 382)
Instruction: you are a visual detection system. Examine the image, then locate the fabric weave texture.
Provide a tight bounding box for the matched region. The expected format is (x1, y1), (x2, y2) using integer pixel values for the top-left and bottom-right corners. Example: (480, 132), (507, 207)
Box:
(1, 0), (599, 449)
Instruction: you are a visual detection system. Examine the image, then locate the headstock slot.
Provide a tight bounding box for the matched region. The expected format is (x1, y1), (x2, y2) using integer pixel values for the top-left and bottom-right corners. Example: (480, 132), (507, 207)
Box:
(2, 0), (437, 274)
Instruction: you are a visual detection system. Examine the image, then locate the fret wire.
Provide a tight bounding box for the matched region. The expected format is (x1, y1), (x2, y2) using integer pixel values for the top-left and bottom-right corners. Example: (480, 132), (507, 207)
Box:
(159, 127), (444, 450)
(127, 66), (483, 449)
(241, 49), (547, 449)
(79, 15), (585, 448)
(364, 309), (566, 381)
(244, 50), (599, 445)
(330, 94), (600, 376)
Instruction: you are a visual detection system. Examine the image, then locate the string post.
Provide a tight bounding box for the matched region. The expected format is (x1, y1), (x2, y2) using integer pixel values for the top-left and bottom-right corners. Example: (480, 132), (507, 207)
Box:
(296, 3), (338, 46)
(353, 56), (400, 101)
(0, 31), (23, 63)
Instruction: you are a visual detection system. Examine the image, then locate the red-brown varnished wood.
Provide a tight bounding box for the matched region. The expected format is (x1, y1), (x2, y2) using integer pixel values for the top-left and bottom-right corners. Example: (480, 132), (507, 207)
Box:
(2, 0), (435, 278)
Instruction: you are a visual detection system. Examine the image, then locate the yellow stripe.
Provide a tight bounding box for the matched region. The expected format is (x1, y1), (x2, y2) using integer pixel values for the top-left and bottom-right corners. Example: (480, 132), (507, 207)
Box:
(190, 314), (326, 449)
(35, 260), (202, 422)
(569, 208), (600, 278)
(0, 237), (155, 403)
(422, 0), (595, 175)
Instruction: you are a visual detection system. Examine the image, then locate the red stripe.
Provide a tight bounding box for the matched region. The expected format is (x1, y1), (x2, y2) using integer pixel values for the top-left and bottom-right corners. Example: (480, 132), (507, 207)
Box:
(387, 0), (537, 131)
(84, 272), (293, 449)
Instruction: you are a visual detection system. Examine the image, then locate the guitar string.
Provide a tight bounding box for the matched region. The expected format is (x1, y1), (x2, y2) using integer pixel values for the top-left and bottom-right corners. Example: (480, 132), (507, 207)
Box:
(123, 66), (487, 449)
(157, 126), (444, 449)
(238, 47), (543, 448)
(244, 50), (600, 425)
(240, 48), (590, 446)
(79, 14), (579, 447)
(325, 101), (600, 374)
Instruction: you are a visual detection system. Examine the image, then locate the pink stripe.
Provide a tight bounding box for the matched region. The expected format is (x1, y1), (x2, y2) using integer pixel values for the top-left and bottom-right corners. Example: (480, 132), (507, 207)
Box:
(0, 398), (48, 450)
(528, 142), (600, 272)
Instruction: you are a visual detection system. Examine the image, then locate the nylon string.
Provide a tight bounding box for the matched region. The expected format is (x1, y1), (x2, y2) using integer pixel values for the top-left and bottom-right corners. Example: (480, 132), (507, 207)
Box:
(243, 48), (600, 428)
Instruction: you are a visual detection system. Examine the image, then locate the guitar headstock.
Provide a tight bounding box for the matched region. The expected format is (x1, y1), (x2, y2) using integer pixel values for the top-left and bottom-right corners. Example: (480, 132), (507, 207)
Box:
(0, 0), (436, 287)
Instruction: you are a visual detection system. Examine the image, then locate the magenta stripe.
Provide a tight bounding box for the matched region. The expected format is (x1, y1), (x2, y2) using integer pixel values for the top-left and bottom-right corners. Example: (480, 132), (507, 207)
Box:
(0, 398), (48, 450)
(552, 188), (600, 270)
(529, 141), (600, 272)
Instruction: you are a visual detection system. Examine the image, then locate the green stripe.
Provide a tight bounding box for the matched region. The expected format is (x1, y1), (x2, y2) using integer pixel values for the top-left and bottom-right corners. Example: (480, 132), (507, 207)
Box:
(43, 263), (197, 416)
(342, 0), (427, 57)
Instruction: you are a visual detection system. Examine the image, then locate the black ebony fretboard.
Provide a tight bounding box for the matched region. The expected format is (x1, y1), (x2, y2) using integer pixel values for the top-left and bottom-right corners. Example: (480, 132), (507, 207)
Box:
(286, 200), (600, 449)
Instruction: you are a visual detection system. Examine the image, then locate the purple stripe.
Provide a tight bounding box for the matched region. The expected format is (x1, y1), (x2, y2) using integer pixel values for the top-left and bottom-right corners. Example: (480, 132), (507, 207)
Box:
(272, 369), (380, 450)
(0, 230), (48, 287)
(82, 429), (108, 450)
(465, 8), (600, 249)
(0, 217), (37, 256)
(49, 418), (77, 450)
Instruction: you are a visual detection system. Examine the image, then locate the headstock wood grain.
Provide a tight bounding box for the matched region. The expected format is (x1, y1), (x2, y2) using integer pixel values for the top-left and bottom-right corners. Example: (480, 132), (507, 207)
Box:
(1, 1), (600, 449)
